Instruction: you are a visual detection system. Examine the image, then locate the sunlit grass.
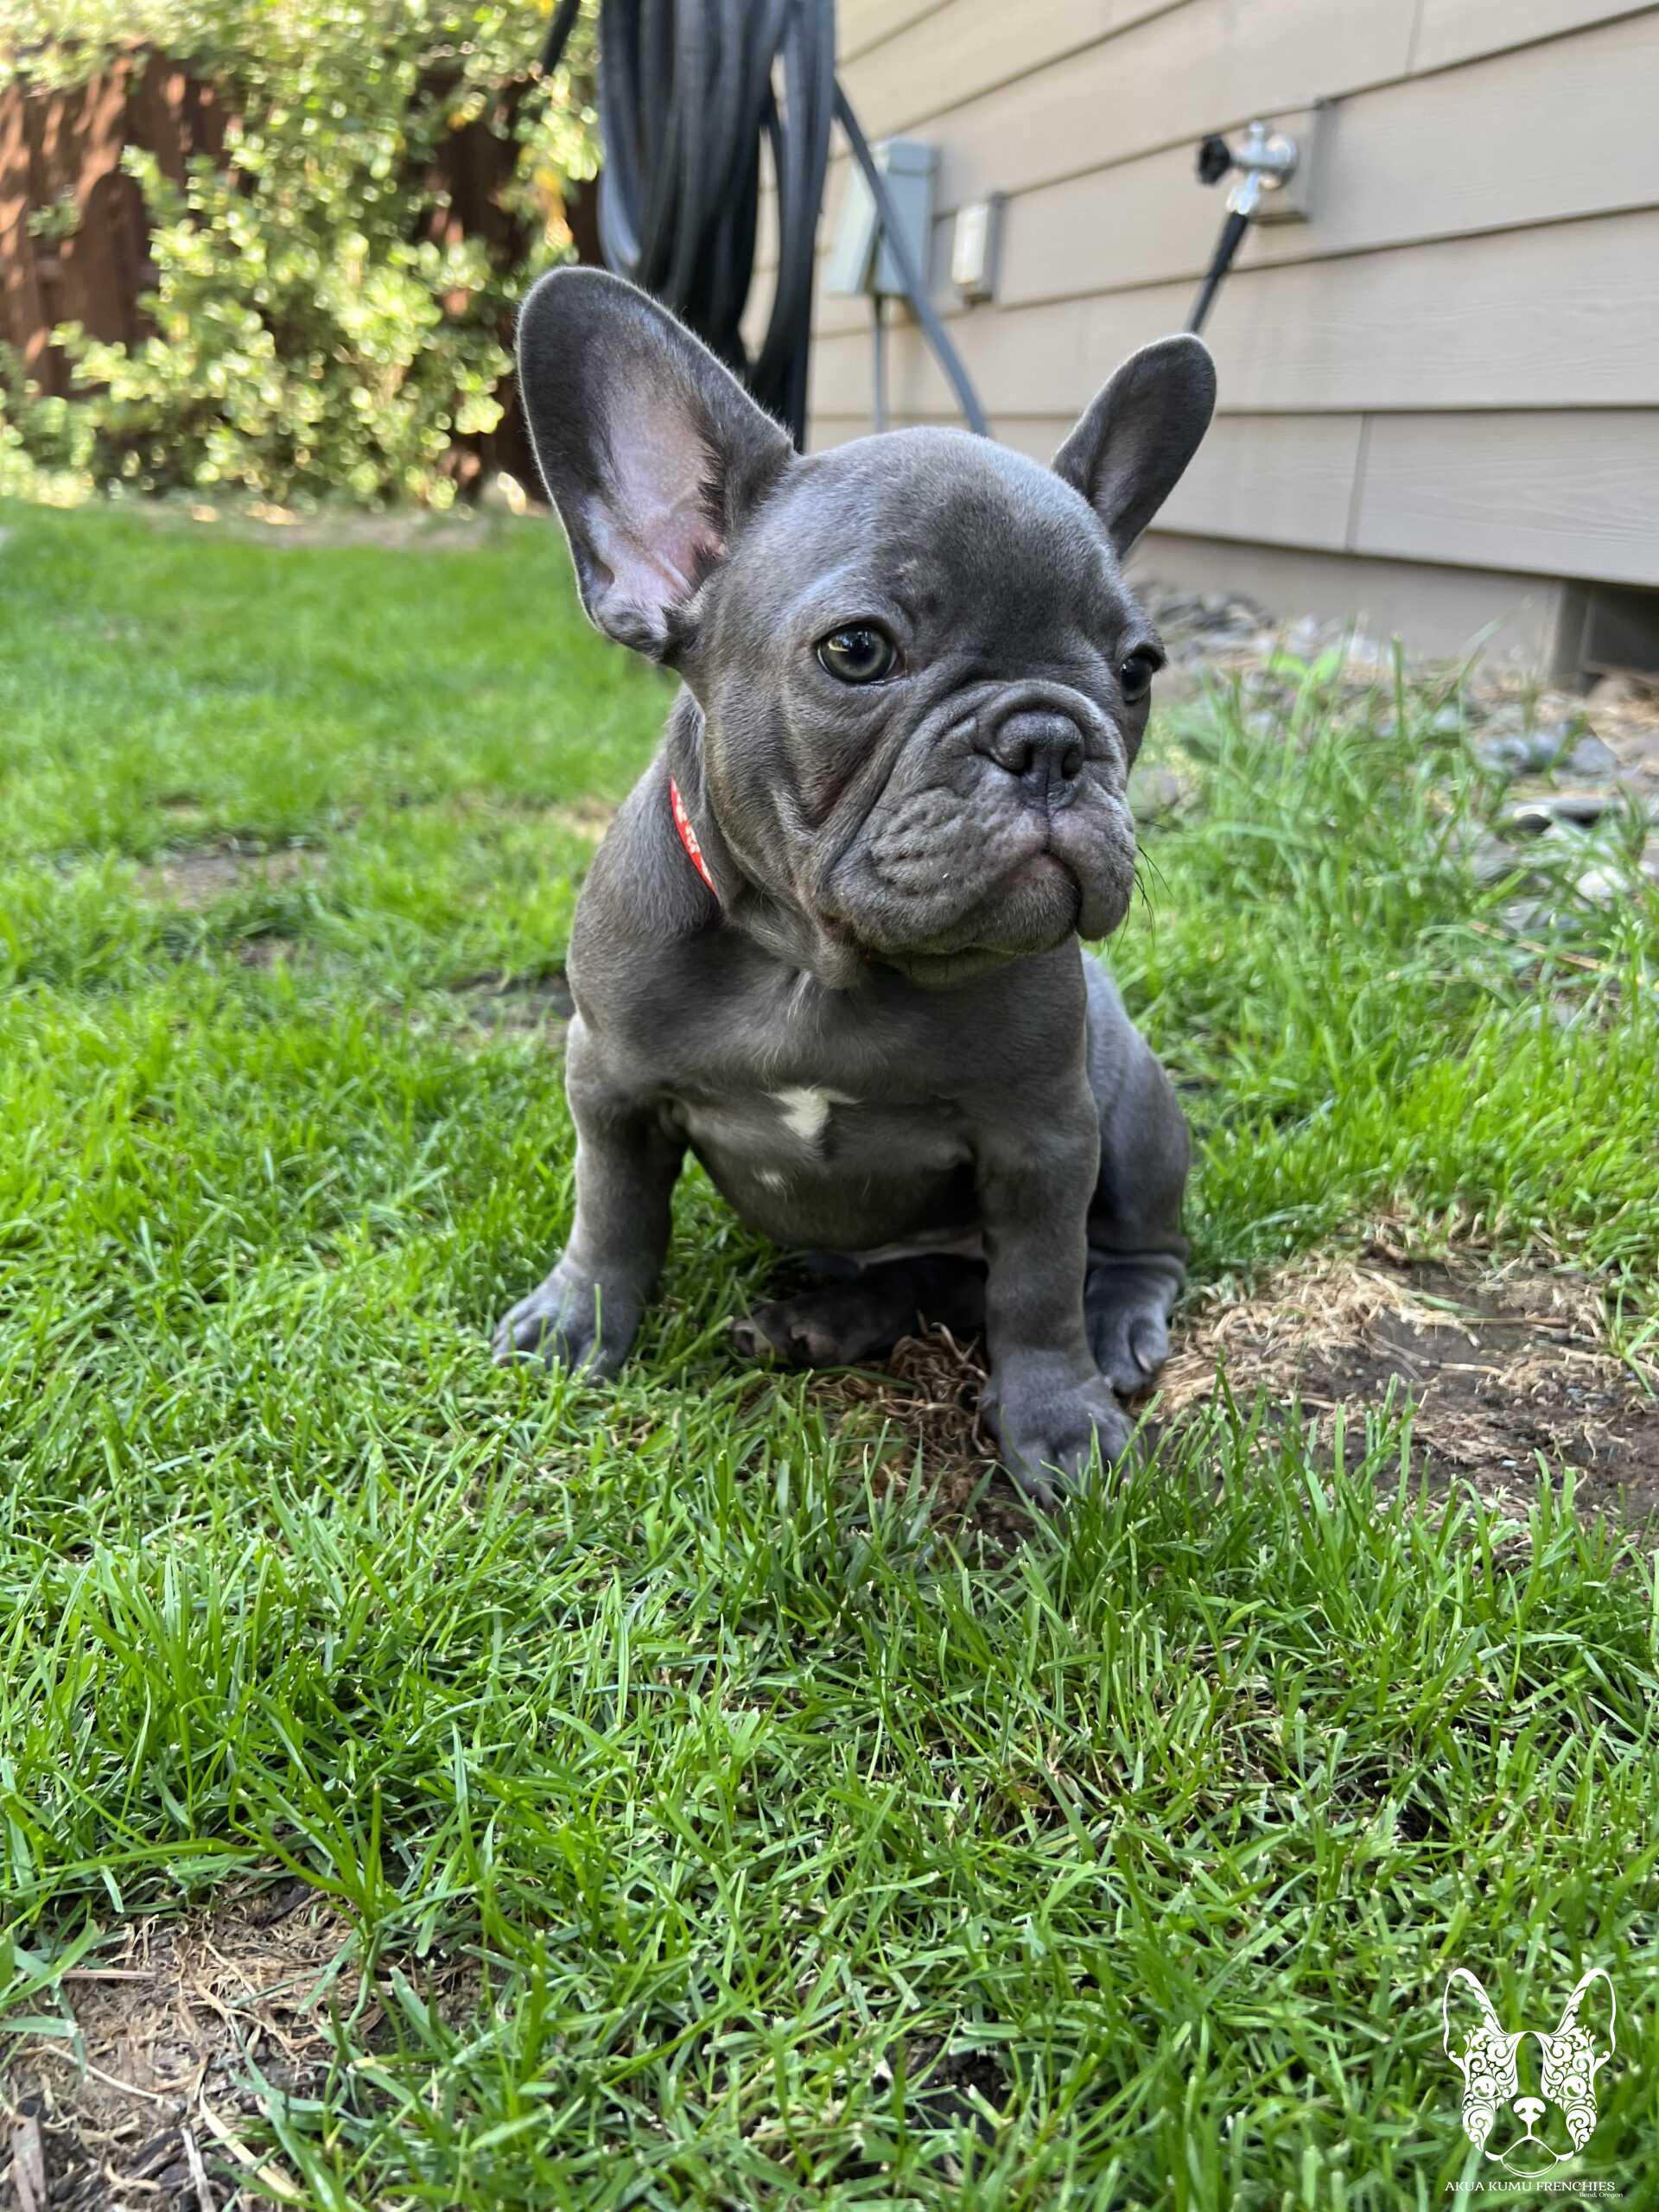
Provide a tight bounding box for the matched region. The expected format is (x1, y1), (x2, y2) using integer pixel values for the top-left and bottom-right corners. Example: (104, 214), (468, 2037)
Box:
(3, 501), (1656, 2207)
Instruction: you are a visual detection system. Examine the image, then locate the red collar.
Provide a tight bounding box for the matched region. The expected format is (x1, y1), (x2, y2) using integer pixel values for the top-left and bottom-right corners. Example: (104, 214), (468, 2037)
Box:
(668, 776), (719, 899)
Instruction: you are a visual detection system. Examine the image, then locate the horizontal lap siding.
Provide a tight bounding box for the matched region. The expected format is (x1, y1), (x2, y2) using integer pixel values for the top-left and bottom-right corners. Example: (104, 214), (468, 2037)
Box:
(801, 0), (1659, 589)
(1409, 0), (1657, 70)
(799, 7), (1659, 336)
(838, 0), (950, 63)
(810, 413), (1369, 553)
(810, 211), (1659, 416)
(813, 412), (1659, 586)
(1357, 413), (1659, 585)
(835, 0), (1419, 180)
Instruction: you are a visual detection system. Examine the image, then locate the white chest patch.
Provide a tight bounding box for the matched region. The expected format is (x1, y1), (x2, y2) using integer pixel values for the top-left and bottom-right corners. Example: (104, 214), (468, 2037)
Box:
(771, 1086), (850, 1147)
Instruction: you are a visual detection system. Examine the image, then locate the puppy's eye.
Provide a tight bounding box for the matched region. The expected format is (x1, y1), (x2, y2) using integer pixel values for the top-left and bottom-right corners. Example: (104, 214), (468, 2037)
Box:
(817, 626), (897, 684)
(1118, 647), (1161, 704)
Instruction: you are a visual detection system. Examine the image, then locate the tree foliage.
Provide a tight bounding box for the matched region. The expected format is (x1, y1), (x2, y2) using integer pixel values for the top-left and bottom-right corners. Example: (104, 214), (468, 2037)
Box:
(0, 3), (595, 506)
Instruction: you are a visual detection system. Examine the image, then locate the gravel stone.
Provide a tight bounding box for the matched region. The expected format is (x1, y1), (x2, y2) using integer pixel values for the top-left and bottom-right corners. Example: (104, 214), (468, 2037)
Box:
(1567, 733), (1620, 776)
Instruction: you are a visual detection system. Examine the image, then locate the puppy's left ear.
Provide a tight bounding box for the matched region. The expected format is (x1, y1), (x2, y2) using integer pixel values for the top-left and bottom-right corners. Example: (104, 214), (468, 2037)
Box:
(517, 266), (792, 658)
(1554, 1967), (1617, 2054)
(1053, 335), (1216, 559)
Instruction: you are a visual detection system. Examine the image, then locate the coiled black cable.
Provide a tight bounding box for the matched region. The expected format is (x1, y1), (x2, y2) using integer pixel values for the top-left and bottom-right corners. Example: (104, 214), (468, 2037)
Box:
(540, 0), (987, 448)
(1185, 207), (1249, 336)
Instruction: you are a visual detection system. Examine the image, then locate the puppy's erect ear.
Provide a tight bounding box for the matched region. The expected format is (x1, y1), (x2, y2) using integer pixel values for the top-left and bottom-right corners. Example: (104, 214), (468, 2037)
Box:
(1052, 334), (1216, 559)
(1443, 1967), (1509, 2066)
(1551, 1967), (1617, 2054)
(517, 267), (791, 658)
(1541, 1968), (1616, 2154)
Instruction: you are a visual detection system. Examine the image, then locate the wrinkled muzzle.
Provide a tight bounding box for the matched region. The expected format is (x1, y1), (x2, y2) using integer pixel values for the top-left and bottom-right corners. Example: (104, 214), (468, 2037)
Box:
(823, 681), (1137, 964)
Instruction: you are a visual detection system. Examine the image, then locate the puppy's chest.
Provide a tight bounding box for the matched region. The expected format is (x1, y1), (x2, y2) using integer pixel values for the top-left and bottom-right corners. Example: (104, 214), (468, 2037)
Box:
(667, 1077), (966, 1183)
(616, 957), (984, 1186)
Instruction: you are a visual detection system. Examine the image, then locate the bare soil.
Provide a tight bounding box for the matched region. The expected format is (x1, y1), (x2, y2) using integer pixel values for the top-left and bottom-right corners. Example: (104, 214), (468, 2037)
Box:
(140, 501), (505, 552)
(812, 1239), (1658, 1531)
(137, 845), (319, 912)
(450, 967), (576, 1039)
(2, 1881), (347, 2211)
(1157, 1243), (1658, 1522)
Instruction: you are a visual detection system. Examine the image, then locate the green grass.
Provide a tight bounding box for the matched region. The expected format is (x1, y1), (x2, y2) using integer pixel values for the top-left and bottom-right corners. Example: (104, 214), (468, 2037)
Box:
(3, 499), (1657, 2208)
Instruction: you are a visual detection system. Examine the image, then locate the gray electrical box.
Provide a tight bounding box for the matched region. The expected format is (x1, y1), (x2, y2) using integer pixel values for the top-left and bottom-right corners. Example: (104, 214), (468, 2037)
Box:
(823, 137), (938, 298)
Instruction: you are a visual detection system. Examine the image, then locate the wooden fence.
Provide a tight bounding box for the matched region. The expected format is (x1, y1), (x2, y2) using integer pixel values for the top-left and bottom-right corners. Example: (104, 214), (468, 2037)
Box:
(0, 54), (226, 398)
(0, 47), (577, 488)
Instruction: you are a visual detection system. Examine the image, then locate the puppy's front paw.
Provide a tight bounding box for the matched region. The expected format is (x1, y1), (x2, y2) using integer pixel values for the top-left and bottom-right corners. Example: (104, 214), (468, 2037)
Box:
(1084, 1257), (1180, 1397)
(983, 1371), (1133, 1507)
(492, 1262), (632, 1378)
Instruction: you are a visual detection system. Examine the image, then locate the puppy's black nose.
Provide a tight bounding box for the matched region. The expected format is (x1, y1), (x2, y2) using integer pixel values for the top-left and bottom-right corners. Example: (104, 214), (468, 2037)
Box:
(981, 708), (1084, 805)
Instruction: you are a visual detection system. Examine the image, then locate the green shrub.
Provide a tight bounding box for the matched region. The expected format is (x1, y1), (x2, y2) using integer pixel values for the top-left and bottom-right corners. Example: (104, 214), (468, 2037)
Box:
(0, 346), (99, 504)
(0, 3), (596, 507)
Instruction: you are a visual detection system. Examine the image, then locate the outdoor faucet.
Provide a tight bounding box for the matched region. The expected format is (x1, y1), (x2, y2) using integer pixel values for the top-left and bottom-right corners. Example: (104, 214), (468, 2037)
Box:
(1187, 120), (1304, 333)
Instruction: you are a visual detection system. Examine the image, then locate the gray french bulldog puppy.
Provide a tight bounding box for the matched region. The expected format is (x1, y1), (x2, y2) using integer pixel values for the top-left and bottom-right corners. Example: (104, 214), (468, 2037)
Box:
(495, 266), (1215, 1502)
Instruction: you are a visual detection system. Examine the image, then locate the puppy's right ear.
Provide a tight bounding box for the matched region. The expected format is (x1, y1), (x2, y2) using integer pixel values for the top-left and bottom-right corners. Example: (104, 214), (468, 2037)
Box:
(1053, 334), (1215, 560)
(1443, 1967), (1505, 2063)
(517, 267), (791, 658)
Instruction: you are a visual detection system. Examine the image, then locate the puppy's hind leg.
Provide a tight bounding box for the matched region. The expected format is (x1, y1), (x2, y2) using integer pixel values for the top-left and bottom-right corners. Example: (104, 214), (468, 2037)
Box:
(1082, 962), (1190, 1397)
(732, 1255), (987, 1369)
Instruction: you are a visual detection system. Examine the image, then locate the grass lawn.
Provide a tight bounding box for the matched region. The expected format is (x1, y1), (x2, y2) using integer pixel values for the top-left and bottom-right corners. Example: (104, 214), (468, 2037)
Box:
(3, 499), (1657, 2209)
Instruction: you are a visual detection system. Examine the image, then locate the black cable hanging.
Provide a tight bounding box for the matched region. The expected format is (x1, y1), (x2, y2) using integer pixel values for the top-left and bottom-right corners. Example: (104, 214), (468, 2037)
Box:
(1185, 208), (1249, 336)
(539, 0), (987, 448)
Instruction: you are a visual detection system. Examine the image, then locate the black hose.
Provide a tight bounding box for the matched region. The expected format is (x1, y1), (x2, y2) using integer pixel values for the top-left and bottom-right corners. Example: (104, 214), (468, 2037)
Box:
(540, 0), (987, 446)
(1186, 207), (1249, 335)
(831, 80), (987, 436)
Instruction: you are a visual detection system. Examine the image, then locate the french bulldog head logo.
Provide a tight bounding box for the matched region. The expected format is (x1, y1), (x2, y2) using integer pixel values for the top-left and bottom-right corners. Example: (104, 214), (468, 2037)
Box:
(1443, 1966), (1616, 2175)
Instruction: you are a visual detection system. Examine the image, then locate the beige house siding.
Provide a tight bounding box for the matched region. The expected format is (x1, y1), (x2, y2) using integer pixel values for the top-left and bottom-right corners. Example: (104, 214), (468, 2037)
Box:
(791, 0), (1659, 667)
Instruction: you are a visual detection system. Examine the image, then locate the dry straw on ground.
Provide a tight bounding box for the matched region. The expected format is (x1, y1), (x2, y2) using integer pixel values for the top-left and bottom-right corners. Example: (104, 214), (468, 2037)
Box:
(4, 1883), (346, 2209)
(809, 1230), (1657, 1529)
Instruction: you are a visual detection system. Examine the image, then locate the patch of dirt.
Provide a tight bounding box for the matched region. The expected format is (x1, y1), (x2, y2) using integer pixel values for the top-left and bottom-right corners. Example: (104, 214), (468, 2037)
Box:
(450, 968), (575, 1039)
(1158, 1244), (1659, 1520)
(227, 934), (302, 970)
(785, 1240), (1656, 1536)
(140, 500), (502, 552)
(544, 798), (617, 843)
(1, 1880), (347, 2211)
(248, 510), (486, 550)
(893, 2037), (1007, 2139)
(806, 1327), (1045, 1548)
(138, 844), (319, 911)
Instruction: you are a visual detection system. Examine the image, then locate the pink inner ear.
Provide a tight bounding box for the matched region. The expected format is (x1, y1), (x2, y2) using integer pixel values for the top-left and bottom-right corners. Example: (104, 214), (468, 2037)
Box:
(590, 397), (725, 628)
(586, 499), (721, 620)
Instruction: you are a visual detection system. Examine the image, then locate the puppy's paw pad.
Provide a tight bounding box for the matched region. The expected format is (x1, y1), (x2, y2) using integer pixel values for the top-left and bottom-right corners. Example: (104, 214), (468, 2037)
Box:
(728, 1314), (777, 1362)
(493, 1309), (586, 1368)
(1090, 1310), (1170, 1395)
(1085, 1260), (1179, 1395)
(733, 1287), (893, 1369)
(492, 1274), (617, 1375)
(988, 1379), (1135, 1506)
